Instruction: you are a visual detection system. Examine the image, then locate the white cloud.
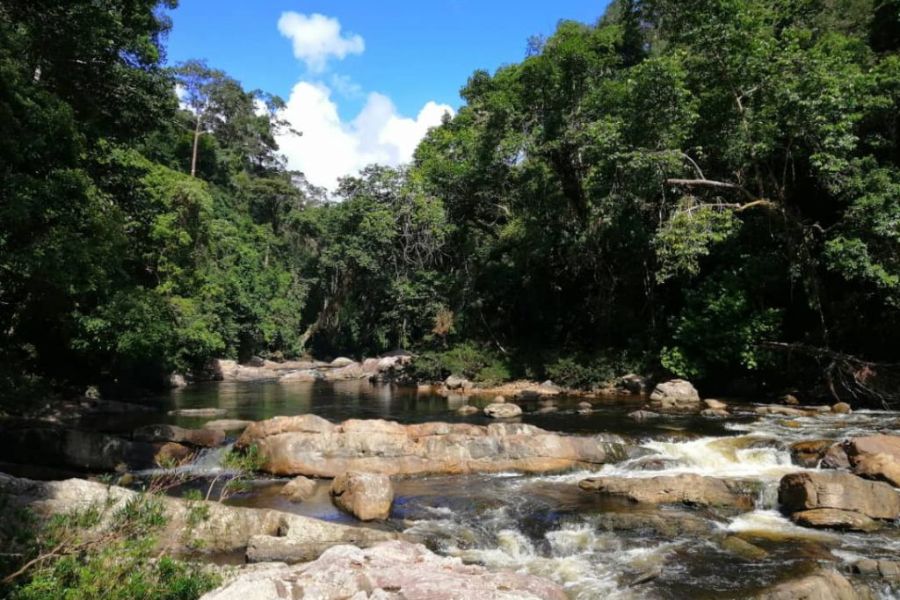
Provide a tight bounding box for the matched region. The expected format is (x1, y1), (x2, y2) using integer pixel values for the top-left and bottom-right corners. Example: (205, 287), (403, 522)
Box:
(276, 81), (454, 191)
(277, 12), (364, 73)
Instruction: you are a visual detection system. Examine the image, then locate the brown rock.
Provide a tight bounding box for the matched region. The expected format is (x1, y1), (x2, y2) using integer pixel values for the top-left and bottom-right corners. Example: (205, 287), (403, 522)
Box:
(754, 569), (867, 600)
(133, 424), (225, 447)
(852, 453), (900, 487)
(330, 472), (394, 521)
(236, 416), (625, 477)
(649, 379), (701, 411)
(822, 444), (850, 469)
(280, 476), (317, 502)
(483, 403), (523, 419)
(456, 405), (479, 416)
(791, 508), (880, 532)
(154, 442), (192, 465)
(831, 402), (852, 414)
(721, 535), (768, 560)
(778, 471), (900, 520)
(704, 399), (727, 411)
(202, 419), (253, 432)
(579, 474), (756, 509)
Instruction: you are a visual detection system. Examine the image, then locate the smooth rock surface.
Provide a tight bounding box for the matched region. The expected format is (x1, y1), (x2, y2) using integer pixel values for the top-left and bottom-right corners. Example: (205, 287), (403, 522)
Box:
(579, 474), (756, 509)
(330, 471), (393, 521)
(648, 379), (701, 411)
(754, 569), (869, 600)
(791, 508), (880, 532)
(133, 424), (225, 447)
(483, 403), (523, 419)
(281, 476), (317, 502)
(778, 471), (900, 520)
(237, 415), (626, 477)
(202, 540), (567, 600)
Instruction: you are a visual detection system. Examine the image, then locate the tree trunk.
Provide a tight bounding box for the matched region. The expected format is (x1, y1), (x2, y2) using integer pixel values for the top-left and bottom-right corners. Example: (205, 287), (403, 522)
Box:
(190, 113), (202, 178)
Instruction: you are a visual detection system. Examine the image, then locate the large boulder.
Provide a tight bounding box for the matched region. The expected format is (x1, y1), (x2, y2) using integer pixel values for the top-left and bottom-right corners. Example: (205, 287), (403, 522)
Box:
(0, 427), (163, 471)
(214, 359), (279, 382)
(484, 403), (522, 419)
(330, 357), (355, 367)
(133, 424), (225, 447)
(754, 569), (869, 600)
(280, 476), (317, 502)
(323, 363), (366, 381)
(778, 471), (900, 520)
(330, 472), (393, 521)
(844, 435), (900, 486)
(648, 379), (701, 411)
(201, 540), (567, 600)
(0, 474), (396, 557)
(237, 416), (626, 477)
(790, 508), (880, 533)
(579, 474), (756, 509)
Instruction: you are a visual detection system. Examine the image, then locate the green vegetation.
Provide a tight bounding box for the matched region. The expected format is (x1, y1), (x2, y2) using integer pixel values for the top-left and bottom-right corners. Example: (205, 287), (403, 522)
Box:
(1, 0), (898, 403)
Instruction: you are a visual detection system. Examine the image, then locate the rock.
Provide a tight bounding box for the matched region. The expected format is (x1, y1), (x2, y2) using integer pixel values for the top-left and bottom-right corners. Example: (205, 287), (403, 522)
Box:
(202, 419), (253, 432)
(704, 399), (727, 410)
(782, 394), (800, 405)
(281, 476), (317, 502)
(417, 383), (433, 394)
(577, 401), (593, 410)
(536, 406), (559, 414)
(823, 444), (851, 470)
(791, 508), (880, 532)
(279, 369), (322, 382)
(361, 357), (381, 373)
(0, 473), (396, 557)
(845, 434), (900, 460)
(237, 416), (626, 477)
(168, 408), (227, 417)
(484, 403), (523, 419)
(852, 559), (879, 575)
(493, 395), (507, 403)
(203, 541), (567, 600)
(628, 410), (660, 422)
(330, 472), (393, 521)
(648, 379), (700, 411)
(214, 359), (279, 382)
(618, 374), (650, 395)
(778, 471), (900, 520)
(877, 561), (900, 580)
(133, 424), (225, 447)
(831, 402), (852, 414)
(322, 363), (366, 381)
(790, 440), (832, 467)
(330, 357), (355, 367)
(0, 427), (163, 471)
(579, 474), (756, 509)
(456, 405), (479, 416)
(701, 408), (729, 418)
(754, 569), (867, 600)
(852, 452), (900, 487)
(168, 373), (188, 388)
(154, 442), (192, 465)
(445, 375), (467, 390)
(540, 380), (562, 392)
(537, 398), (557, 408)
(721, 535), (768, 560)
(755, 405), (812, 417)
(84, 385), (101, 400)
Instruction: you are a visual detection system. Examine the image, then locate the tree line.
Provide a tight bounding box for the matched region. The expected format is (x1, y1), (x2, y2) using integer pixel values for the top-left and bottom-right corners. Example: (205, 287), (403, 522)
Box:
(1, 0), (898, 404)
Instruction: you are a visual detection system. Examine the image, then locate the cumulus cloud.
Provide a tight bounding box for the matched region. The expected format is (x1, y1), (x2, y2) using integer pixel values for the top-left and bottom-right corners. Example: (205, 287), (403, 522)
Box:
(276, 81), (453, 191)
(277, 12), (364, 73)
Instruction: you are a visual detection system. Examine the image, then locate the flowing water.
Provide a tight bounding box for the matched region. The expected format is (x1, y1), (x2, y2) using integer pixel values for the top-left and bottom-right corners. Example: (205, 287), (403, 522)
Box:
(82, 381), (900, 597)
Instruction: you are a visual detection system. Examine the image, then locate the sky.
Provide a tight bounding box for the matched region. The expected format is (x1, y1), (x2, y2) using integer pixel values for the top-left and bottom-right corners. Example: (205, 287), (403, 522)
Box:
(164, 2), (607, 190)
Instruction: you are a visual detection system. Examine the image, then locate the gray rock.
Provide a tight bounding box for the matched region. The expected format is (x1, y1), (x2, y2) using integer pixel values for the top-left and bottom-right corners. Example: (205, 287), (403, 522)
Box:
(133, 424), (225, 447)
(649, 379), (700, 411)
(579, 474), (756, 509)
(628, 410), (660, 422)
(330, 472), (393, 521)
(754, 569), (868, 600)
(484, 403), (523, 419)
(330, 357), (355, 367)
(280, 476), (317, 502)
(445, 374), (468, 390)
(202, 419), (253, 432)
(779, 471), (900, 520)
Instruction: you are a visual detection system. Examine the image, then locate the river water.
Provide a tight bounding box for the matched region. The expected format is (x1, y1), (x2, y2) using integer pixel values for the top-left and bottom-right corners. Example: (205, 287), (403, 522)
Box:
(112, 381), (900, 598)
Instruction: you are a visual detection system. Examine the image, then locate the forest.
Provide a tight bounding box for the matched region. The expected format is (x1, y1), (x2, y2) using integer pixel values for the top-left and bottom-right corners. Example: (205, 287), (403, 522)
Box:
(2, 0), (899, 406)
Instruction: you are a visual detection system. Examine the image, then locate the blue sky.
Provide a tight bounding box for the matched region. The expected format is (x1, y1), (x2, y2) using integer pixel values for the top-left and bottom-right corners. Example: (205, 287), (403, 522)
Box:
(164, 1), (608, 189)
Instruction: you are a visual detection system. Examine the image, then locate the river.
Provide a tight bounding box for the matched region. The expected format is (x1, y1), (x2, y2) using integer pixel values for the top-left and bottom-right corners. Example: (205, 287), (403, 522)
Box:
(79, 381), (900, 598)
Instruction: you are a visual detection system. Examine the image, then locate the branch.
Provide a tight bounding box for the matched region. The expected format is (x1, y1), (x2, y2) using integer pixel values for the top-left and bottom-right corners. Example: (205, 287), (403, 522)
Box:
(665, 178), (756, 201)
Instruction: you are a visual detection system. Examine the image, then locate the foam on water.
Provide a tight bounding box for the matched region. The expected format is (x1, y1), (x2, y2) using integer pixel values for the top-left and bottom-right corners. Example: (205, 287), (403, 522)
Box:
(723, 510), (838, 542)
(134, 443), (237, 478)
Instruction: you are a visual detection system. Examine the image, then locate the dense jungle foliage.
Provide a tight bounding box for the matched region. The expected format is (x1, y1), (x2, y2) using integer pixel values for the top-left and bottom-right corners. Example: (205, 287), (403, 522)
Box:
(1, 0), (898, 403)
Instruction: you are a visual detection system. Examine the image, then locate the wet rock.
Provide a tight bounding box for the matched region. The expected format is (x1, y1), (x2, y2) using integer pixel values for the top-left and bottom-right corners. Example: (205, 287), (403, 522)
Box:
(823, 444), (851, 470)
(215, 359), (279, 382)
(237, 416), (626, 477)
(778, 471), (900, 520)
(844, 435), (900, 461)
(330, 357), (355, 367)
(648, 379), (701, 411)
(0, 427), (161, 471)
(540, 380), (562, 392)
(484, 403), (522, 419)
(594, 509), (712, 537)
(133, 424), (225, 447)
(202, 419), (253, 432)
(537, 398), (556, 408)
(154, 442), (192, 465)
(536, 406), (559, 414)
(579, 474), (756, 509)
(755, 405), (812, 417)
(754, 569), (868, 600)
(281, 476), (317, 502)
(831, 402), (852, 414)
(330, 472), (393, 521)
(577, 401), (593, 411)
(493, 395), (507, 403)
(445, 375), (468, 390)
(417, 383), (433, 394)
(851, 559), (879, 575)
(203, 540), (568, 600)
(168, 408), (227, 417)
(168, 373), (188, 388)
(721, 535), (768, 560)
(628, 410), (660, 422)
(0, 473), (396, 556)
(704, 399), (728, 411)
(279, 369), (322, 382)
(782, 394), (800, 405)
(701, 408), (729, 418)
(456, 405), (479, 416)
(791, 508), (880, 532)
(852, 453), (900, 487)
(877, 561), (900, 580)
(323, 363), (366, 381)
(618, 374), (651, 395)
(790, 440), (833, 468)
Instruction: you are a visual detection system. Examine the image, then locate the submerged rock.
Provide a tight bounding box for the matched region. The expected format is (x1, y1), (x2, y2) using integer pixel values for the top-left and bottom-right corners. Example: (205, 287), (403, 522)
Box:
(456, 405), (479, 416)
(628, 410), (660, 422)
(202, 540), (567, 600)
(330, 471), (393, 521)
(648, 379), (700, 411)
(281, 476), (317, 502)
(579, 474), (756, 509)
(778, 471), (900, 520)
(237, 415), (626, 477)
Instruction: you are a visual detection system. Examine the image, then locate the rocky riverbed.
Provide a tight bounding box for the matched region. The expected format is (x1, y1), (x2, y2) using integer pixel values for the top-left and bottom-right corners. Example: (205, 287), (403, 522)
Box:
(1, 376), (899, 599)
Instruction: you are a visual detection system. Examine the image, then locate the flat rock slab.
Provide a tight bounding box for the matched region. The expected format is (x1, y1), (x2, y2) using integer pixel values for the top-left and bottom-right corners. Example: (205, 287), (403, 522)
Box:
(202, 540), (567, 600)
(778, 471), (900, 520)
(236, 415), (627, 477)
(579, 474), (756, 509)
(791, 508), (880, 532)
(754, 569), (867, 600)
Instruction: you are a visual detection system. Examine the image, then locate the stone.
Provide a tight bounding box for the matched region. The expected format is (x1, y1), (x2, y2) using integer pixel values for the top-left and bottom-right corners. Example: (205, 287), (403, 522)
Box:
(330, 357), (355, 367)
(721, 535), (768, 560)
(618, 374), (650, 395)
(831, 402), (852, 414)
(281, 476), (317, 502)
(323, 363), (366, 381)
(0, 473), (396, 557)
(701, 408), (729, 418)
(203, 541), (567, 600)
(483, 403), (523, 419)
(579, 474), (756, 509)
(754, 569), (866, 600)
(851, 452), (900, 487)
(493, 395), (507, 403)
(822, 444), (851, 470)
(648, 379), (701, 411)
(577, 401), (593, 410)
(0, 427), (162, 471)
(778, 471), (900, 520)
(628, 410), (660, 422)
(456, 405), (479, 416)
(790, 440), (833, 468)
(236, 416), (626, 477)
(133, 424), (225, 447)
(168, 408), (227, 417)
(330, 472), (394, 521)
(154, 442), (192, 465)
(782, 394), (800, 405)
(214, 359), (279, 382)
(445, 375), (467, 390)
(279, 369), (321, 382)
(168, 373), (188, 388)
(540, 380), (562, 392)
(704, 398), (727, 410)
(791, 508), (880, 532)
(755, 405), (812, 417)
(536, 406), (558, 414)
(202, 419), (253, 432)
(878, 561), (900, 580)
(852, 559), (879, 575)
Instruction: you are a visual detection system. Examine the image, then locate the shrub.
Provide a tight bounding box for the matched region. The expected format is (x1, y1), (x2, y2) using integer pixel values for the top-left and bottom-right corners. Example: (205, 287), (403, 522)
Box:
(409, 342), (511, 384)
